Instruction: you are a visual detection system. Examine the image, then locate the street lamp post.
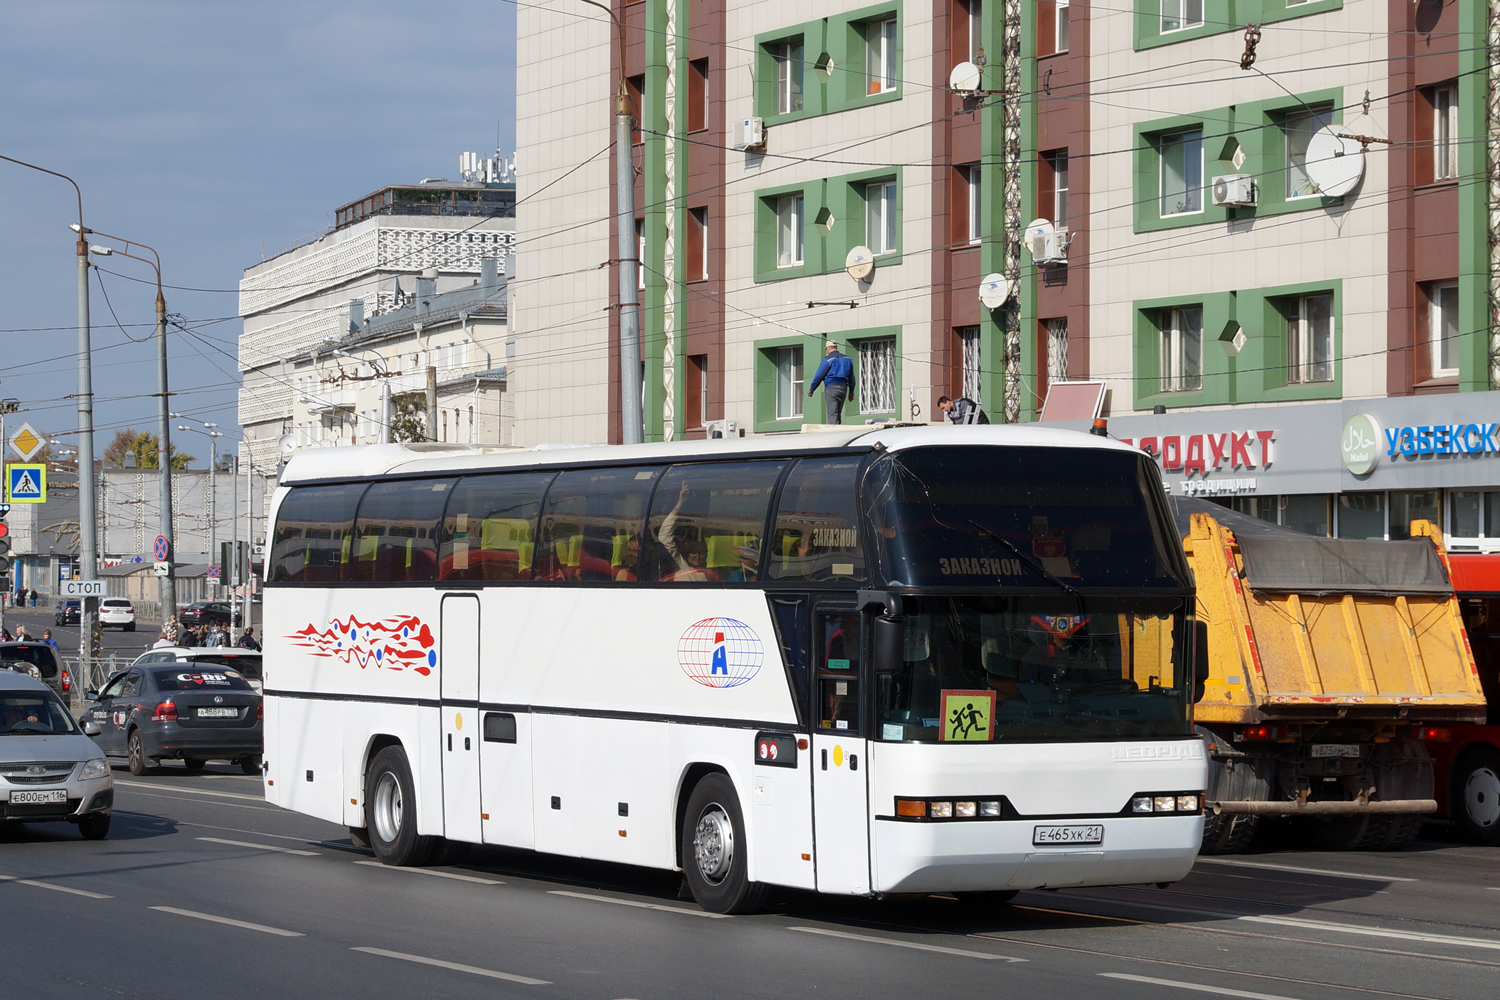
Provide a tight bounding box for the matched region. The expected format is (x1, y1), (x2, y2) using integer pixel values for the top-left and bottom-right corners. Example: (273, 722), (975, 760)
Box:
(176, 423), (222, 600)
(86, 235), (176, 625)
(572, 0), (641, 444)
(1, 154), (99, 704)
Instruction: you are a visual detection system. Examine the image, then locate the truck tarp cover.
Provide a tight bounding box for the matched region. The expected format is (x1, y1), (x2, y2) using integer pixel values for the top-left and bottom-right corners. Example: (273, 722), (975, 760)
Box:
(1168, 496), (1451, 596)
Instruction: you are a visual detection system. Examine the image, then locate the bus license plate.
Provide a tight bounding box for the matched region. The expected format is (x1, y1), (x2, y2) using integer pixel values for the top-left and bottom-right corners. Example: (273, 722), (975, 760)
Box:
(1033, 824), (1104, 846)
(10, 789), (67, 805)
(1310, 744), (1361, 758)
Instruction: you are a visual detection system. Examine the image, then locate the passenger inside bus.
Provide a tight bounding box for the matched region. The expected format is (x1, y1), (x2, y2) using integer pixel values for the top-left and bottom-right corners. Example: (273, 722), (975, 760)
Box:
(658, 482), (716, 582)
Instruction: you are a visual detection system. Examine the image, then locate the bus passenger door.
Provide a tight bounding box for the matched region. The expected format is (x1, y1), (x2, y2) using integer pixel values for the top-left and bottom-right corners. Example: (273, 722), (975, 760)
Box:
(440, 594), (482, 844)
(811, 607), (871, 895)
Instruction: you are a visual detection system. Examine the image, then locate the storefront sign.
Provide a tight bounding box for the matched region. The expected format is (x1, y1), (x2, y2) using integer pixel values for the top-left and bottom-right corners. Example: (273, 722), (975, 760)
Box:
(1340, 414), (1382, 476)
(1382, 423), (1500, 460)
(1120, 431), (1274, 477)
(1179, 478), (1259, 497)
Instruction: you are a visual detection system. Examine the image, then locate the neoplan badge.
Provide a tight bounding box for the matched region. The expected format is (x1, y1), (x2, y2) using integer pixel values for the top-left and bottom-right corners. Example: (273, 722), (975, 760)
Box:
(940, 689), (996, 742)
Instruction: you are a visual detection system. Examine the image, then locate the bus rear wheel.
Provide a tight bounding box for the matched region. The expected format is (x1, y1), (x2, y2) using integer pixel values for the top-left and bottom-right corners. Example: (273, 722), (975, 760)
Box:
(365, 746), (435, 867)
(681, 773), (765, 915)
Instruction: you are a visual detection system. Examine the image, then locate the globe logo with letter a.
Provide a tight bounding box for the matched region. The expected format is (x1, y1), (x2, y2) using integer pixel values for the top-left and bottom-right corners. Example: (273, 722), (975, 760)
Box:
(678, 617), (763, 689)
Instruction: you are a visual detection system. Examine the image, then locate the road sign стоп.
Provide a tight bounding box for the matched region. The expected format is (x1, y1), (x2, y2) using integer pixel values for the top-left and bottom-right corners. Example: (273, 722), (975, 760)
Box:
(61, 580), (105, 598)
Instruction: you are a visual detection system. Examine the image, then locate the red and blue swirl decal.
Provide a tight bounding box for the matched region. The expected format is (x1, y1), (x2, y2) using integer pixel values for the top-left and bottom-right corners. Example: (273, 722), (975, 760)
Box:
(287, 615), (437, 675)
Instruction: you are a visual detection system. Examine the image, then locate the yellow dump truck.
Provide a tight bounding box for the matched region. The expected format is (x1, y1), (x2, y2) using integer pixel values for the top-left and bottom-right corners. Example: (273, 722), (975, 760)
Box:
(1173, 498), (1487, 852)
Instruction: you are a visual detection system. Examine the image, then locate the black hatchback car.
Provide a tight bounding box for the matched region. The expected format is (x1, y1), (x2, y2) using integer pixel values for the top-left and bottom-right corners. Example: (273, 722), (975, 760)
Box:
(54, 599), (81, 626)
(177, 602), (241, 628)
(0, 642), (66, 698)
(84, 666), (262, 775)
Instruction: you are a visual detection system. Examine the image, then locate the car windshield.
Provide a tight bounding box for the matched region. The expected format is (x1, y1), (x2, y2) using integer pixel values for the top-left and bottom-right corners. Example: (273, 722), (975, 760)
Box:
(187, 655), (261, 678)
(875, 596), (1194, 743)
(863, 446), (1188, 590)
(0, 691), (77, 735)
(151, 669), (254, 692)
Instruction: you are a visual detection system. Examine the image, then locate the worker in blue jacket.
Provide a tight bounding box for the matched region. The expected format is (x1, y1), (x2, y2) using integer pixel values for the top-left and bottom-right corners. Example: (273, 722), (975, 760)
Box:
(807, 341), (854, 424)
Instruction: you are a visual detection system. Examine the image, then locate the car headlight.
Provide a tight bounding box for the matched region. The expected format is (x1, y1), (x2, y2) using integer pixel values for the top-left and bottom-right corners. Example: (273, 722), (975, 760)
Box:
(76, 758), (110, 781)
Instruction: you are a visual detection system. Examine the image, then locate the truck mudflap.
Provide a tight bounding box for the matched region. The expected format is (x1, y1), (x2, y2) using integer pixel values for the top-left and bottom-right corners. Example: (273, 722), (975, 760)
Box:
(1210, 798), (1437, 817)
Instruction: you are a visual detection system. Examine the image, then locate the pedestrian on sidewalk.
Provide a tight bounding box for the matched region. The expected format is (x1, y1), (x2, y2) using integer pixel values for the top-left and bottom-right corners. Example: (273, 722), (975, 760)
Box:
(14, 625), (30, 641)
(235, 628), (261, 651)
(27, 589), (36, 608)
(40, 629), (58, 651)
(807, 341), (854, 425)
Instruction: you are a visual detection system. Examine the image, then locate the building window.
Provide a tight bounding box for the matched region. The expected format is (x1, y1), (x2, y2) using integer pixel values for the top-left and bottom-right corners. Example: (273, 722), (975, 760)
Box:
(1285, 107), (1334, 199)
(865, 180), (898, 255)
(626, 75), (645, 144)
(1046, 318), (1069, 384)
(688, 58), (708, 133)
(1429, 280), (1460, 377)
(1159, 307), (1202, 392)
(687, 207), (708, 281)
(775, 194), (804, 267)
(775, 346), (804, 419)
(773, 39), (804, 114)
(957, 326), (981, 402)
(865, 17), (898, 95)
(1161, 0), (1202, 32)
(1390, 490), (1440, 540)
(858, 338), (897, 413)
(686, 354), (708, 429)
(966, 0), (982, 63)
(1338, 492), (1386, 539)
(1452, 490), (1481, 538)
(635, 218), (645, 290)
(1434, 85), (1459, 181)
(1160, 130), (1203, 216)
(1042, 150), (1069, 229)
(963, 164), (981, 244)
(1286, 293), (1334, 384)
(1056, 0), (1070, 51)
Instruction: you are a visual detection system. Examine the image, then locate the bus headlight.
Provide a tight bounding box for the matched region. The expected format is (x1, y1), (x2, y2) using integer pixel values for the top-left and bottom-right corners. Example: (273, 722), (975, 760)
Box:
(929, 801), (953, 819)
(1131, 795), (1155, 813)
(955, 801), (977, 818)
(978, 800), (1001, 817)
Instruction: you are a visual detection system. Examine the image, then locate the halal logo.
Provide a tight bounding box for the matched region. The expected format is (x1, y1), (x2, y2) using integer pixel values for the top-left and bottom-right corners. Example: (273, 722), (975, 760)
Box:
(677, 617), (764, 689)
(1341, 413), (1382, 476)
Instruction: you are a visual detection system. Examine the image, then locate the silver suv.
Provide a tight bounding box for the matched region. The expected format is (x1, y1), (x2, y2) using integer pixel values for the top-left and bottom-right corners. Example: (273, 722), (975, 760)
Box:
(0, 671), (113, 839)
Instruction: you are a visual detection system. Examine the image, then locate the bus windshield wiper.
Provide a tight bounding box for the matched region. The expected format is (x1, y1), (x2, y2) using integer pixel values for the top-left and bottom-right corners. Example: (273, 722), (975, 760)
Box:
(968, 519), (1081, 599)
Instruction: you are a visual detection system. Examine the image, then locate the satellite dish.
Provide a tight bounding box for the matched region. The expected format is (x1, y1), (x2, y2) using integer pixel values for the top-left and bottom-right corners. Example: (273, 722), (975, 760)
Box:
(277, 434), (297, 456)
(845, 246), (875, 281)
(1024, 218), (1055, 241)
(949, 61), (982, 94)
(979, 272), (1015, 310)
(1303, 125), (1364, 198)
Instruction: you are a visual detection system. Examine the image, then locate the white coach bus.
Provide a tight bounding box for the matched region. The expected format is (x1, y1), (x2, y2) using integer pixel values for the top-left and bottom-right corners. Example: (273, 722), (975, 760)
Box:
(262, 425), (1207, 913)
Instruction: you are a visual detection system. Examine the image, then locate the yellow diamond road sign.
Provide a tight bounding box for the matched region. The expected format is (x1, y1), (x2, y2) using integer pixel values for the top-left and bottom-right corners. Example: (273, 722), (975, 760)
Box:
(8, 423), (43, 462)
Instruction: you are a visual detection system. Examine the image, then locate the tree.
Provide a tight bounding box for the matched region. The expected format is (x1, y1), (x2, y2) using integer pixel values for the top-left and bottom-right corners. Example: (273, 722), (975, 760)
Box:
(103, 429), (194, 469)
(390, 393), (428, 443)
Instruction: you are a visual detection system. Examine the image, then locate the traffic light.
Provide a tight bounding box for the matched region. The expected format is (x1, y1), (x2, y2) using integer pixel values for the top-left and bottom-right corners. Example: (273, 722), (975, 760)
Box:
(0, 509), (10, 576)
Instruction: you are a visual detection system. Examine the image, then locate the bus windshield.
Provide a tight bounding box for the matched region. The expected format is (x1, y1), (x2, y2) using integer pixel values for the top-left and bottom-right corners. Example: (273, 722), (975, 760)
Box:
(865, 445), (1186, 590)
(876, 596), (1193, 743)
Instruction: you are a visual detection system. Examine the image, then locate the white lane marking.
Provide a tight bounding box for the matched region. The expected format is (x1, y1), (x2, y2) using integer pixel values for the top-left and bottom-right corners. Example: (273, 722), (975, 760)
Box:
(0, 874), (113, 899)
(352, 947), (549, 985)
(548, 889), (728, 918)
(1100, 973), (1300, 1000)
(790, 926), (1026, 962)
(176, 820), (327, 845)
(149, 906), (304, 937)
(1237, 914), (1500, 952)
(353, 860), (501, 885)
(197, 837), (318, 856)
(1196, 859), (1416, 884)
(114, 791), (278, 814)
(115, 780), (265, 802)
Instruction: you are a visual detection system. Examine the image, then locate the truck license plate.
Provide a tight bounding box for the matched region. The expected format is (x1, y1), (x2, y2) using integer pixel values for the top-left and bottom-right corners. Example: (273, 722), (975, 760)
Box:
(10, 789), (67, 804)
(1310, 744), (1361, 758)
(1033, 824), (1104, 846)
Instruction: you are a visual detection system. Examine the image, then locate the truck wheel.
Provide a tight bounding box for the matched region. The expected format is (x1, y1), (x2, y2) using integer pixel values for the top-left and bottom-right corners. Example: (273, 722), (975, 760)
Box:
(1452, 746), (1500, 846)
(1311, 814), (1420, 851)
(1371, 815), (1423, 850)
(364, 746), (435, 866)
(680, 772), (765, 914)
(1201, 811), (1260, 855)
(1197, 727), (1270, 855)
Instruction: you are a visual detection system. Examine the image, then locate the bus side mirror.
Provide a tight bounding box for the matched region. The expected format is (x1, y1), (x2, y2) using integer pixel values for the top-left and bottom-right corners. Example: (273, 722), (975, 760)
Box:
(1192, 620), (1210, 703)
(872, 614), (905, 674)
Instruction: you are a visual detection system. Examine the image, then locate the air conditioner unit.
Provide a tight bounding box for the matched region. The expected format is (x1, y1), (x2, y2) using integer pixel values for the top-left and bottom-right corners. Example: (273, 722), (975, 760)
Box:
(705, 419), (742, 439)
(731, 117), (765, 151)
(1026, 228), (1069, 266)
(1211, 174), (1258, 207)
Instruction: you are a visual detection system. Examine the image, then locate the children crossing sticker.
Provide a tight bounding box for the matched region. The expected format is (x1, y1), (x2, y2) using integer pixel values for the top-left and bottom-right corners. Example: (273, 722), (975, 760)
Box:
(940, 689), (996, 742)
(6, 464), (46, 503)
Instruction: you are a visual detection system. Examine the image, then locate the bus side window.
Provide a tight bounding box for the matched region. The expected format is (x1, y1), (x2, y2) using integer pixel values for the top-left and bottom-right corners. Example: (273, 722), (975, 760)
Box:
(768, 458), (868, 583)
(268, 483), (368, 584)
(349, 478), (456, 584)
(817, 610), (861, 732)
(643, 461), (786, 583)
(770, 596), (810, 730)
(535, 467), (660, 582)
(439, 472), (556, 581)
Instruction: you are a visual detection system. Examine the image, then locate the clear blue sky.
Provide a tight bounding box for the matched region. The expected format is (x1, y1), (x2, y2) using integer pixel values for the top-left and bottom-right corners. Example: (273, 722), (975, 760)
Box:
(0, 0), (516, 467)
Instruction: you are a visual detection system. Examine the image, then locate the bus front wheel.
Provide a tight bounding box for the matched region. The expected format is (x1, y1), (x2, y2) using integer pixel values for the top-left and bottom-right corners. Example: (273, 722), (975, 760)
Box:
(681, 773), (766, 915)
(365, 746), (436, 866)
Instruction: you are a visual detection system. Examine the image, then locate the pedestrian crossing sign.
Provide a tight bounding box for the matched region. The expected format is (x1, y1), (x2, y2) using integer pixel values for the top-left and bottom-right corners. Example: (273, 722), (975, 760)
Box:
(7, 464), (46, 503)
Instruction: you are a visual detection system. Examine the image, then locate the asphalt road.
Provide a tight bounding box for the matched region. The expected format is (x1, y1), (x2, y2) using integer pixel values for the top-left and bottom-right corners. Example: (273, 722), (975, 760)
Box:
(1, 758), (1496, 1000)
